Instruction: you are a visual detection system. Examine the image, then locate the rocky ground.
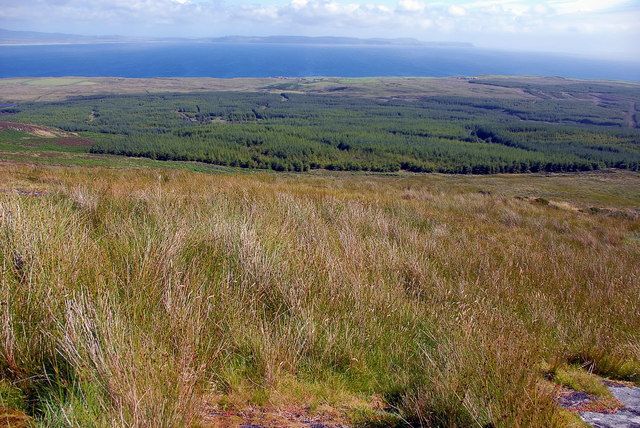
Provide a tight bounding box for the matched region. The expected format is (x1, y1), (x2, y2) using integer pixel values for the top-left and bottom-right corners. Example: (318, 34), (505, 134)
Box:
(560, 381), (640, 428)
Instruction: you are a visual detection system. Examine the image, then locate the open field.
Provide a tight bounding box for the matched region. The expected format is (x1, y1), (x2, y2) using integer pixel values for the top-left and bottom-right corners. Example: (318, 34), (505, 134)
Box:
(0, 76), (550, 102)
(1, 161), (639, 427)
(0, 77), (278, 102)
(2, 76), (639, 103)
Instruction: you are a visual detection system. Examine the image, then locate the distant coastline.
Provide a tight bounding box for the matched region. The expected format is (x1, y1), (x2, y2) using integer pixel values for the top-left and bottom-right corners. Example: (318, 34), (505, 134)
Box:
(0, 29), (473, 48)
(0, 41), (475, 48)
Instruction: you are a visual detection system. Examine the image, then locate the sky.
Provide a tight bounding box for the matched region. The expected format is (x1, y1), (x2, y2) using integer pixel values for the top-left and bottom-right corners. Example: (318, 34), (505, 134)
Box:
(1, 0), (639, 59)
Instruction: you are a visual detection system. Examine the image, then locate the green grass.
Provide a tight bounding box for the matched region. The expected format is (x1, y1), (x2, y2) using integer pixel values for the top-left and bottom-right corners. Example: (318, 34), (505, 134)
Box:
(554, 366), (612, 398)
(0, 149), (250, 173)
(0, 77), (638, 426)
(0, 380), (30, 428)
(0, 381), (26, 411)
(0, 162), (638, 427)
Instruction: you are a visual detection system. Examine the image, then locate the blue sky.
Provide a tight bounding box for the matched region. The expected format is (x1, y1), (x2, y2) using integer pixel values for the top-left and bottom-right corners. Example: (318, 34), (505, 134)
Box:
(1, 0), (638, 58)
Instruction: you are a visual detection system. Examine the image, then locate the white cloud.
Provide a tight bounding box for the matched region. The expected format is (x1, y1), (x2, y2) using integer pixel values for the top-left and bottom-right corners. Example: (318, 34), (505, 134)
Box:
(548, 0), (631, 14)
(0, 0), (638, 57)
(397, 0), (426, 13)
(291, 0), (309, 9)
(448, 5), (466, 16)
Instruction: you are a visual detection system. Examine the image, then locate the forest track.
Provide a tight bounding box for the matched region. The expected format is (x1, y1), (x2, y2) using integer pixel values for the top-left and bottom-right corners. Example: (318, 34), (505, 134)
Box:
(624, 102), (638, 128)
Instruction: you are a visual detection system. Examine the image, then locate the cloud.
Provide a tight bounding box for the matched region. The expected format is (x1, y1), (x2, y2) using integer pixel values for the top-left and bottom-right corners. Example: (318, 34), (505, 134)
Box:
(448, 5), (466, 16)
(291, 0), (309, 9)
(397, 0), (426, 13)
(0, 0), (638, 57)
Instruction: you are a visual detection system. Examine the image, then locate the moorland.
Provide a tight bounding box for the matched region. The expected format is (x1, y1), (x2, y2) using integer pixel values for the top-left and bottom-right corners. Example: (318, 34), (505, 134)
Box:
(0, 76), (639, 427)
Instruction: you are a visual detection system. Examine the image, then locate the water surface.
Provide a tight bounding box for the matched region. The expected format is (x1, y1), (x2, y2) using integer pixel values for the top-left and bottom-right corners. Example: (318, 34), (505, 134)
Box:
(0, 42), (638, 81)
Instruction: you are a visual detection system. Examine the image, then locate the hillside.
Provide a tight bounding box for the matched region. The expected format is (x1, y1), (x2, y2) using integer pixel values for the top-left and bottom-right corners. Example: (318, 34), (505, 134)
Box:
(1, 76), (639, 427)
(1, 162), (639, 427)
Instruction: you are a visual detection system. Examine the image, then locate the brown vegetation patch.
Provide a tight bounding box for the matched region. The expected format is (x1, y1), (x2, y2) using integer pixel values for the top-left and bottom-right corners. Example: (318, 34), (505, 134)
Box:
(0, 188), (49, 197)
(580, 206), (640, 221)
(202, 404), (349, 428)
(0, 408), (31, 428)
(0, 121), (93, 147)
(523, 195), (640, 220)
(556, 387), (622, 413)
(0, 120), (67, 138)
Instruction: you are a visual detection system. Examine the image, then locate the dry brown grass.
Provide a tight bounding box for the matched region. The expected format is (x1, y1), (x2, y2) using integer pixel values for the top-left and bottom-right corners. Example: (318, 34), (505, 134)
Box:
(0, 163), (639, 427)
(2, 76), (625, 103)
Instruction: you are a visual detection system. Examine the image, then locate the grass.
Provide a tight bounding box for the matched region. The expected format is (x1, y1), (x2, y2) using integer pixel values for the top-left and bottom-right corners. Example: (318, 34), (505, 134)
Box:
(554, 366), (612, 398)
(0, 380), (29, 427)
(0, 162), (639, 427)
(555, 410), (591, 428)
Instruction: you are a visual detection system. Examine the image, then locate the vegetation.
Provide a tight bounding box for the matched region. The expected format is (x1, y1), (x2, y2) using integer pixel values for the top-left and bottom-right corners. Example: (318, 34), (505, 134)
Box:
(2, 77), (639, 174)
(0, 77), (639, 426)
(1, 163), (639, 427)
(553, 366), (612, 399)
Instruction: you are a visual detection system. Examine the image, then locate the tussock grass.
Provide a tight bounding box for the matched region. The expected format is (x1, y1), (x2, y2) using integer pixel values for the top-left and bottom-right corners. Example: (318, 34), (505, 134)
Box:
(1, 164), (639, 427)
(553, 365), (611, 398)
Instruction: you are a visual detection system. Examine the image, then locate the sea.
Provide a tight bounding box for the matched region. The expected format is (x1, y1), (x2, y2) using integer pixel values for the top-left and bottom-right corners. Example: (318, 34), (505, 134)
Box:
(0, 42), (638, 81)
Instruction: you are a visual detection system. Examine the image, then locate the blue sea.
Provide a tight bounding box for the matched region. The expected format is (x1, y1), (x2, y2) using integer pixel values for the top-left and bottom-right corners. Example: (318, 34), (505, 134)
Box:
(0, 42), (639, 81)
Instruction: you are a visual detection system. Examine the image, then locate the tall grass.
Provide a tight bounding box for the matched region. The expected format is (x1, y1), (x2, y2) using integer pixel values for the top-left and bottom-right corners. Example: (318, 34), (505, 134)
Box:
(1, 165), (639, 427)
